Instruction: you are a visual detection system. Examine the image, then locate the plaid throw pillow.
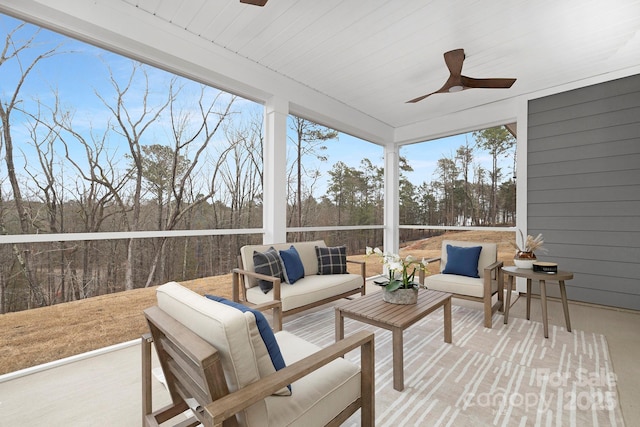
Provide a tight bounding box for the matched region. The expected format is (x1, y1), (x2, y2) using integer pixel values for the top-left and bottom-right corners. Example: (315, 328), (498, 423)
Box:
(315, 245), (347, 275)
(253, 247), (285, 293)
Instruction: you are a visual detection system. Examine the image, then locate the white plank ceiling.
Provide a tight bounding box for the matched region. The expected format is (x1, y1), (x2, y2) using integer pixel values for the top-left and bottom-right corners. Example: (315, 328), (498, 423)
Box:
(3, 0), (640, 144)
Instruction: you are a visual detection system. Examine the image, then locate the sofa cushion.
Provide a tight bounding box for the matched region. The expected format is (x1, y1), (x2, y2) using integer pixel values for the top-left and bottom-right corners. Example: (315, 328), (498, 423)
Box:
(279, 246), (305, 284)
(155, 282), (267, 425)
(265, 331), (361, 427)
(293, 240), (326, 276)
(253, 247), (285, 293)
(315, 245), (347, 275)
(442, 244), (482, 278)
(245, 273), (362, 312)
(240, 241), (326, 288)
(205, 295), (290, 395)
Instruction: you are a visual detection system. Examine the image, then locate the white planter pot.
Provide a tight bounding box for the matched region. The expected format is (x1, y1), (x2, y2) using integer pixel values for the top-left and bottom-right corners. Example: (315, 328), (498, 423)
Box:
(514, 258), (535, 269)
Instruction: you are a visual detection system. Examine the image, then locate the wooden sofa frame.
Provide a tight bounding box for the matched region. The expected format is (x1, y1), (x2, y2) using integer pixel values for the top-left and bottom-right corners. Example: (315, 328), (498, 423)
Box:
(142, 305), (375, 427)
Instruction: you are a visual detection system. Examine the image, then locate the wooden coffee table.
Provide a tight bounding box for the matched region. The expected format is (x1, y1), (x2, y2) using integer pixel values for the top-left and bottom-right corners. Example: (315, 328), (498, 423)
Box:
(335, 289), (452, 391)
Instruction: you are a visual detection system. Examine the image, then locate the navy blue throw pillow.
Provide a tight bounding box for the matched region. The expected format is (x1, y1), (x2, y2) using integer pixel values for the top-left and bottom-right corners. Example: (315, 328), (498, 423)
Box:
(442, 245), (482, 278)
(279, 246), (305, 284)
(205, 295), (290, 393)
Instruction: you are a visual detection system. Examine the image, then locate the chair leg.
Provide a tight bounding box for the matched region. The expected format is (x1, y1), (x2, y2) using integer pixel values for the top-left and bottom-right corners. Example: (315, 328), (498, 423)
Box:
(483, 294), (493, 328)
(142, 334), (153, 425)
(497, 270), (504, 312)
(483, 275), (493, 328)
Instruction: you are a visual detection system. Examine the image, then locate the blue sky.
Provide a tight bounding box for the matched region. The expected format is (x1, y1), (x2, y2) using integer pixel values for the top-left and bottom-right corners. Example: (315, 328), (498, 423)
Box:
(314, 130), (515, 196)
(1, 13), (513, 200)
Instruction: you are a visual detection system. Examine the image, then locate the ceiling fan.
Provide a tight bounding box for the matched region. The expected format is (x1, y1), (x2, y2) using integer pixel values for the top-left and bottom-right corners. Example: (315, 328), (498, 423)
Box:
(407, 49), (516, 103)
(240, 0), (268, 5)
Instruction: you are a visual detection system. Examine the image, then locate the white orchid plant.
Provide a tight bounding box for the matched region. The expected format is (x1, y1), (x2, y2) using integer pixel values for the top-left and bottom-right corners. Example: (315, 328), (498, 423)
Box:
(366, 246), (429, 291)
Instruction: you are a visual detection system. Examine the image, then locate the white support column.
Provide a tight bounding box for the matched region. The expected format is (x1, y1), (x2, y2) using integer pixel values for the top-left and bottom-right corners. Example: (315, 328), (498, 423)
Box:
(384, 143), (400, 254)
(263, 96), (288, 244)
(515, 97), (529, 292)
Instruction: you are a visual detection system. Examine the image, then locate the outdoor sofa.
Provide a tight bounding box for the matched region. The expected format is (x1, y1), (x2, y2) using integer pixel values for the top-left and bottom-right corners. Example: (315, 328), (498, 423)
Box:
(232, 240), (366, 325)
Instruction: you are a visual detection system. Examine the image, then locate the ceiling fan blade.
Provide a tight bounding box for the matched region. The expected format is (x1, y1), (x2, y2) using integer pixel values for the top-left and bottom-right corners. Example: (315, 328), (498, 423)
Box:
(443, 49), (465, 76)
(406, 49), (465, 103)
(406, 92), (437, 103)
(407, 49), (465, 102)
(461, 76), (516, 89)
(240, 0), (268, 6)
(407, 49), (516, 103)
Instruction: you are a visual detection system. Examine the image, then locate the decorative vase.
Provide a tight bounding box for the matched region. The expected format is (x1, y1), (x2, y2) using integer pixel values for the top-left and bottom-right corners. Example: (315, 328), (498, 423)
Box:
(514, 251), (536, 269)
(382, 287), (418, 304)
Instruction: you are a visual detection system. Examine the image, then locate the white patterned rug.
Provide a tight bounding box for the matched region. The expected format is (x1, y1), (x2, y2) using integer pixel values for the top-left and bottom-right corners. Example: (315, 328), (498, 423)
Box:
(283, 304), (624, 427)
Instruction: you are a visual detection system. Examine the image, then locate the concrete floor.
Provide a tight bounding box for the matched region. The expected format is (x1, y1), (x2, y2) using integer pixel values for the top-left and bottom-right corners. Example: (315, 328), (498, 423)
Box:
(0, 291), (638, 426)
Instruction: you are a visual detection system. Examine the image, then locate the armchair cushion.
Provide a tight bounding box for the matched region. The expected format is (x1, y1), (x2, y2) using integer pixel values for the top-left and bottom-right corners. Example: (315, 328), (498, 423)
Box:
(279, 246), (305, 284)
(315, 245), (347, 275)
(156, 282), (267, 425)
(426, 271), (499, 298)
(205, 295), (291, 395)
(253, 247), (285, 293)
(442, 244), (482, 278)
(267, 331), (361, 426)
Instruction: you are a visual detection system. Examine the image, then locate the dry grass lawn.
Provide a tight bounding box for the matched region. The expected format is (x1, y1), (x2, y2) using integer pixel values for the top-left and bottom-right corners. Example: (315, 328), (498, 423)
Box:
(0, 230), (516, 375)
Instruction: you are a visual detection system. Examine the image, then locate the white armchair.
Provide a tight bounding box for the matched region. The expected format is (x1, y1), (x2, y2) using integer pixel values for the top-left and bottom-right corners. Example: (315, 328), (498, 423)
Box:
(420, 240), (504, 328)
(142, 282), (375, 427)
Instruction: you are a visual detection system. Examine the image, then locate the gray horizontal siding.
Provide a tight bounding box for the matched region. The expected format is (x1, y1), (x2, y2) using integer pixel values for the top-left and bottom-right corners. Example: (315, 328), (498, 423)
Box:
(528, 217), (640, 232)
(528, 201), (640, 218)
(529, 185), (640, 203)
(529, 170), (640, 190)
(527, 122), (640, 152)
(529, 138), (639, 164)
(528, 153), (640, 177)
(527, 73), (640, 310)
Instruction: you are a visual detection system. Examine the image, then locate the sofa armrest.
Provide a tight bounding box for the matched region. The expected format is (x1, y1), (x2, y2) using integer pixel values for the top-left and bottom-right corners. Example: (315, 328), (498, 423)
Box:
(347, 259), (366, 295)
(232, 268), (283, 331)
(232, 267), (282, 301)
(419, 256), (441, 284)
(205, 330), (375, 427)
(251, 300), (283, 332)
(483, 260), (504, 299)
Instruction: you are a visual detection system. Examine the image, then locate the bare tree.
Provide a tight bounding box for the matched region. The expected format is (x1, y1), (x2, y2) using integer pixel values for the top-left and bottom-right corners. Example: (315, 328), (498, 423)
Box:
(455, 141), (474, 225)
(96, 63), (174, 290)
(53, 107), (125, 299)
(142, 87), (237, 287)
(473, 165), (488, 225)
(435, 157), (458, 225)
(473, 127), (515, 224)
(21, 102), (69, 304)
(288, 116), (336, 228)
(0, 24), (59, 307)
